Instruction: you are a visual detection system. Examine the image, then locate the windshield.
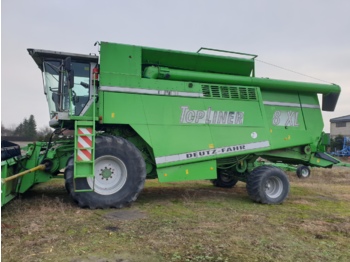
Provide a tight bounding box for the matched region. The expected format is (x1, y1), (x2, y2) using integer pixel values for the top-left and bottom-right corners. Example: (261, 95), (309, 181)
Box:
(42, 60), (91, 117)
(43, 60), (61, 118)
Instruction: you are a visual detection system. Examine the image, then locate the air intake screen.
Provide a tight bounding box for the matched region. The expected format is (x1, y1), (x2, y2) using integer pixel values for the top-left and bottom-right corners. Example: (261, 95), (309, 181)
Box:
(202, 85), (258, 100)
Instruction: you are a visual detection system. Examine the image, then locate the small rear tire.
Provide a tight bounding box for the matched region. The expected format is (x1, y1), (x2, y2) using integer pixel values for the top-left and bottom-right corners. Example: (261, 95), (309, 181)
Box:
(296, 165), (311, 179)
(212, 169), (238, 188)
(246, 165), (289, 204)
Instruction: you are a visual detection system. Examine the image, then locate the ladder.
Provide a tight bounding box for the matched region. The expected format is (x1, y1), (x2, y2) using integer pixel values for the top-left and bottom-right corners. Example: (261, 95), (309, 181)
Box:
(71, 66), (98, 192)
(74, 121), (95, 192)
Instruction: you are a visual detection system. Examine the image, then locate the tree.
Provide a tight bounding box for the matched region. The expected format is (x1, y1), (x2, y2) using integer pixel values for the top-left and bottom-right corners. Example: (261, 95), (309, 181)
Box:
(27, 115), (37, 139)
(37, 126), (53, 141)
(14, 122), (24, 137)
(1, 123), (16, 136)
(12, 115), (37, 139)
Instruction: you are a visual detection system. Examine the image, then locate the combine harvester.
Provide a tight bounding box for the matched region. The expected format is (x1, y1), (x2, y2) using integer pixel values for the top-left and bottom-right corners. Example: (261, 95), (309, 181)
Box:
(1, 42), (344, 208)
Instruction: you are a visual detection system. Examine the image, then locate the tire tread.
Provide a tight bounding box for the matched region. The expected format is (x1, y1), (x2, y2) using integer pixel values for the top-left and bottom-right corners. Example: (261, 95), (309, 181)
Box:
(246, 165), (289, 204)
(65, 135), (146, 209)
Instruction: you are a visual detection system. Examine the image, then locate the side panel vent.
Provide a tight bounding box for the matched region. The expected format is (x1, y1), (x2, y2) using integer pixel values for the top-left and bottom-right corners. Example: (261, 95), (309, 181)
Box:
(201, 85), (258, 100)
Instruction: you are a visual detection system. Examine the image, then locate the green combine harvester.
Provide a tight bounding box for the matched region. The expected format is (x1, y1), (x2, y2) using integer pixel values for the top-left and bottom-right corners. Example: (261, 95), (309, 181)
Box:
(1, 42), (343, 208)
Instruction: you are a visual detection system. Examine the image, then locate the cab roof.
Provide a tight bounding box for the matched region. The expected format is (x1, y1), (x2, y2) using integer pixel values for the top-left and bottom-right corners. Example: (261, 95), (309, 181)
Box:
(27, 48), (98, 71)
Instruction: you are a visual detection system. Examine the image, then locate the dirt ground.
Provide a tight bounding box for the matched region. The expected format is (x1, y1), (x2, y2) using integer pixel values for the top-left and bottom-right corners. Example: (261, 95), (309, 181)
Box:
(1, 165), (350, 262)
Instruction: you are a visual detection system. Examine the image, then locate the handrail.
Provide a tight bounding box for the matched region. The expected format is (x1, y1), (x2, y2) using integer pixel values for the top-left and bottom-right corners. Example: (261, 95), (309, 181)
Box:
(197, 47), (258, 59)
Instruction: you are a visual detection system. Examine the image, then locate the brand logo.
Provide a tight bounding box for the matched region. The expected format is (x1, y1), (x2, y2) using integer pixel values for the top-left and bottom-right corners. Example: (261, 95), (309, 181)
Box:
(186, 145), (246, 159)
(272, 110), (299, 127)
(180, 106), (244, 125)
(155, 141), (270, 164)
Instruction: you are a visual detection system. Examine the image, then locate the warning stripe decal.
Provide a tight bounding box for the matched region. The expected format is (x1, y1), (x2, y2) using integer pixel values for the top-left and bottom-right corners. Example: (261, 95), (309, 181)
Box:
(77, 149), (92, 161)
(78, 136), (92, 149)
(77, 127), (93, 161)
(78, 127), (93, 135)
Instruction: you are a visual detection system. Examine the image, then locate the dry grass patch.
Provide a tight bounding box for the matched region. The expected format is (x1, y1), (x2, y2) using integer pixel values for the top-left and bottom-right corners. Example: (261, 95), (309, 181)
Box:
(2, 166), (350, 262)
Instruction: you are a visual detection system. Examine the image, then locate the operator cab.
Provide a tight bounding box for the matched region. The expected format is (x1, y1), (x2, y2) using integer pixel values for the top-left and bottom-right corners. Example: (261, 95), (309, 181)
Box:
(27, 48), (98, 127)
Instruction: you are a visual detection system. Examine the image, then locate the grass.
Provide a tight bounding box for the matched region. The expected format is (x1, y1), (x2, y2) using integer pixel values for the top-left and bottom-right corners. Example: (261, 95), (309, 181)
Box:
(1, 166), (350, 262)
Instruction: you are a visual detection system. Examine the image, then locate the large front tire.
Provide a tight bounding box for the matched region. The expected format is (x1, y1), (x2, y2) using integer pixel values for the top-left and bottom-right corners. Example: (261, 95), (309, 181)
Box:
(246, 166), (289, 204)
(65, 136), (146, 209)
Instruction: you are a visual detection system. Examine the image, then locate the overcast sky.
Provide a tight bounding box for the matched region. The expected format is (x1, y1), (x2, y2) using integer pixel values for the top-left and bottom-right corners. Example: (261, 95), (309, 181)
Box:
(1, 0), (349, 132)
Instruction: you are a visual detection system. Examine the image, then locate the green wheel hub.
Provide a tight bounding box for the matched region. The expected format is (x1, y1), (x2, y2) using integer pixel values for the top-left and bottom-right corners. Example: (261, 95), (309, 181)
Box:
(100, 167), (113, 180)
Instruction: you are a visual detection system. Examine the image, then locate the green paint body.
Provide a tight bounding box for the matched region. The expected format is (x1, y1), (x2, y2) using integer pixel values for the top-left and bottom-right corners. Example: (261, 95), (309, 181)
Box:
(1, 42), (343, 206)
(97, 42), (340, 182)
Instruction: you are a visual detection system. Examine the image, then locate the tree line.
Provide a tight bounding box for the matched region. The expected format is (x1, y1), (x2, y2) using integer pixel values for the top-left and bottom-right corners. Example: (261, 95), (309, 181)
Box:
(1, 115), (52, 141)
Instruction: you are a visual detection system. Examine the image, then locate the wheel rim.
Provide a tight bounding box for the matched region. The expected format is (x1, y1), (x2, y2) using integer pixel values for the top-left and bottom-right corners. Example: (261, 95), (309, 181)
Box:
(301, 168), (309, 178)
(265, 176), (283, 199)
(87, 155), (127, 195)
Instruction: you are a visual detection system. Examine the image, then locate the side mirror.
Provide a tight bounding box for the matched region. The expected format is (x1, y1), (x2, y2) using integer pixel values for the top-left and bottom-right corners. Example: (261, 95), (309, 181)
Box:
(68, 69), (74, 89)
(64, 57), (72, 72)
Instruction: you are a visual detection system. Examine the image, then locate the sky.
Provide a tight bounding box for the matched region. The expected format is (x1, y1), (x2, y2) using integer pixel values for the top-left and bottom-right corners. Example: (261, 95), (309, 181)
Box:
(1, 0), (349, 132)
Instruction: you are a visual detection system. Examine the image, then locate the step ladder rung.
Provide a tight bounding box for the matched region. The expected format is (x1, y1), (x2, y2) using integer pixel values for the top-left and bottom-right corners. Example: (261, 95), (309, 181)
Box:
(74, 119), (96, 192)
